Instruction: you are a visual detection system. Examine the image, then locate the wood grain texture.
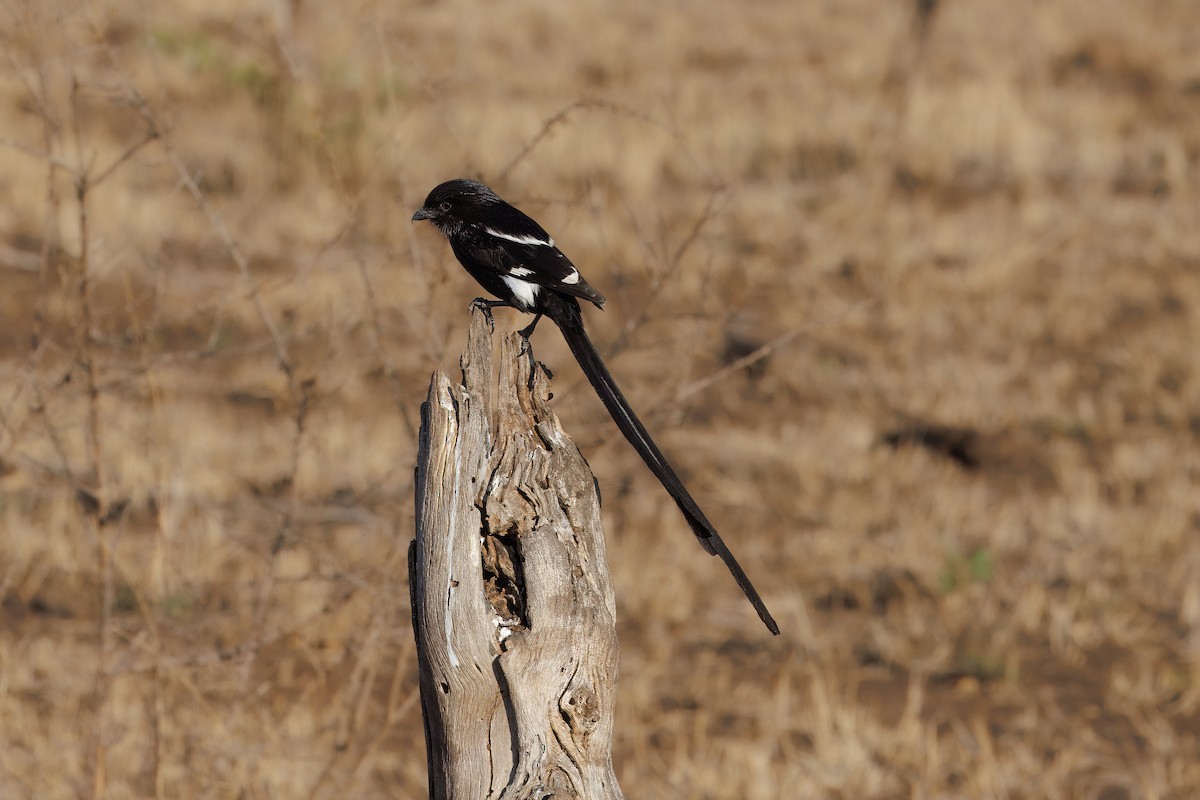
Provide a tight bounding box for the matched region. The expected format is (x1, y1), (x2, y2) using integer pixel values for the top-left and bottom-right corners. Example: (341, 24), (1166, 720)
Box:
(411, 307), (623, 800)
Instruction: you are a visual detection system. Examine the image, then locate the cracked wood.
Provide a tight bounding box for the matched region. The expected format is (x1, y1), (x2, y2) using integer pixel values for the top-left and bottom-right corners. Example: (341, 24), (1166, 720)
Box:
(410, 307), (623, 800)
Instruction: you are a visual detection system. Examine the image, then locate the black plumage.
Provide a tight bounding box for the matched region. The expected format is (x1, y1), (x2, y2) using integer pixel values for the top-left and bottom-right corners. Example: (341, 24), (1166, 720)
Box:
(412, 179), (604, 314)
(413, 178), (779, 636)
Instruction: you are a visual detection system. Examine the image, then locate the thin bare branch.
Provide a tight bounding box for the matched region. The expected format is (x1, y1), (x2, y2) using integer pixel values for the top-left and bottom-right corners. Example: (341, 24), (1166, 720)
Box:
(497, 97), (697, 183)
(89, 129), (159, 189)
(121, 86), (295, 379)
(0, 135), (76, 173)
(676, 328), (803, 402)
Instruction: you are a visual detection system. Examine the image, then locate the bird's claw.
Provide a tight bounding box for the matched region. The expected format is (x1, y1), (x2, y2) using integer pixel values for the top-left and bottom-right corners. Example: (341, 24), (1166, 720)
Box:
(469, 298), (495, 327)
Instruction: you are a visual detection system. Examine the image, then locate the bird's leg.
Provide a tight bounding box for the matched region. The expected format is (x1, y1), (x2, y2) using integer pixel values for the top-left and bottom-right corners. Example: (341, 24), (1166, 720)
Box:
(514, 314), (545, 390)
(470, 297), (511, 327)
(516, 313), (543, 340)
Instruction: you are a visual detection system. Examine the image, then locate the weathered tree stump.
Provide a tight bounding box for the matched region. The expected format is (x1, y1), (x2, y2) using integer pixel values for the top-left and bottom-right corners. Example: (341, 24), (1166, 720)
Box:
(410, 307), (623, 800)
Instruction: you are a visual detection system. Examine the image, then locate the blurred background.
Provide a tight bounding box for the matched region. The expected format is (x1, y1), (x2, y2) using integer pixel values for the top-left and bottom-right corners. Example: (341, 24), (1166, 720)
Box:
(1, 0), (1198, 797)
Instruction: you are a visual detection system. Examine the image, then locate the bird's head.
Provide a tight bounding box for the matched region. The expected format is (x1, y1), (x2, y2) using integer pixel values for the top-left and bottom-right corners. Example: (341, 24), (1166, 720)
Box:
(412, 179), (502, 234)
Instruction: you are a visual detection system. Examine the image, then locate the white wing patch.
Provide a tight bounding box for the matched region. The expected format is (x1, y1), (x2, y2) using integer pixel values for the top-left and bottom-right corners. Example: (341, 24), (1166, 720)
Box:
(485, 226), (554, 247)
(501, 275), (540, 309)
(561, 269), (581, 285)
(508, 266), (534, 277)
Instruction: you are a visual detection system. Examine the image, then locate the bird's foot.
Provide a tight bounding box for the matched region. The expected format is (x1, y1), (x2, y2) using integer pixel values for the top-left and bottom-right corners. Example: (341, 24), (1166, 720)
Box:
(470, 297), (498, 327)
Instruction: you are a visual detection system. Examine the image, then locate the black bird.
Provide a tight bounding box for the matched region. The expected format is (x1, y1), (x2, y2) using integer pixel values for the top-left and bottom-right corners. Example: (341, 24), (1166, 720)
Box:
(413, 179), (779, 635)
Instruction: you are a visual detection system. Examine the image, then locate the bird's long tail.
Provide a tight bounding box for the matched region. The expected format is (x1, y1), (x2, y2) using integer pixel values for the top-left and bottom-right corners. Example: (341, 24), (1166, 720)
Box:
(543, 294), (779, 635)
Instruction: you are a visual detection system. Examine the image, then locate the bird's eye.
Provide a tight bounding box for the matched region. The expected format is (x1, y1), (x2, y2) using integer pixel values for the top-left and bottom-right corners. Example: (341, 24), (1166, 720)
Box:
(439, 201), (452, 212)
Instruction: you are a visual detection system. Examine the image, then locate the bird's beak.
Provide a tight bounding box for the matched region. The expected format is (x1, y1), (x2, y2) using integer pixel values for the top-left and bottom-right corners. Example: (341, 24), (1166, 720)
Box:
(412, 207), (432, 222)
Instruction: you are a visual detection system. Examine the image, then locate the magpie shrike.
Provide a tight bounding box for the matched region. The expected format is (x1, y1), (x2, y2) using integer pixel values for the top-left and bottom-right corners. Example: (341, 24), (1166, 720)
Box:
(413, 179), (778, 635)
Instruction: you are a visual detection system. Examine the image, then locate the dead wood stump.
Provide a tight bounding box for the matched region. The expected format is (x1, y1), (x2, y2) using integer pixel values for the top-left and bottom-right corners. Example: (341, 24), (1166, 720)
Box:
(410, 307), (623, 800)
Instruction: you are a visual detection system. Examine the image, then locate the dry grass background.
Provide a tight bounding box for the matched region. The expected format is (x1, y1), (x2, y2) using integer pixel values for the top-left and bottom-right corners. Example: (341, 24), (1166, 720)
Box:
(0, 0), (1198, 797)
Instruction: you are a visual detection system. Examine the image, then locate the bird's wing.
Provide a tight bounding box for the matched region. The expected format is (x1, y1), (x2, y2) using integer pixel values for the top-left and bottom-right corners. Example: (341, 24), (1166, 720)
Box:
(468, 223), (607, 308)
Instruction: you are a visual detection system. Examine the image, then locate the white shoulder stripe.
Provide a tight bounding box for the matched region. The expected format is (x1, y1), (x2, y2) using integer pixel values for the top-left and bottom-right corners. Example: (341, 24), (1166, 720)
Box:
(485, 226), (554, 247)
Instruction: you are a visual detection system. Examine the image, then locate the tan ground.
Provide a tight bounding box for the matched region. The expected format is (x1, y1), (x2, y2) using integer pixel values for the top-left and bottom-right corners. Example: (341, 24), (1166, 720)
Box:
(1, 0), (1198, 797)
